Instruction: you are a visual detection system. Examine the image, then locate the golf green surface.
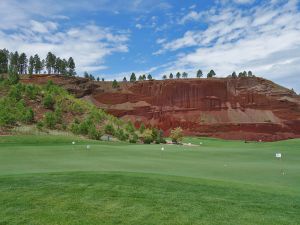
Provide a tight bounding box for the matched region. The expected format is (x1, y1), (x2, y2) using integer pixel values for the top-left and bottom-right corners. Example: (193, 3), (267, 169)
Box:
(0, 135), (299, 224)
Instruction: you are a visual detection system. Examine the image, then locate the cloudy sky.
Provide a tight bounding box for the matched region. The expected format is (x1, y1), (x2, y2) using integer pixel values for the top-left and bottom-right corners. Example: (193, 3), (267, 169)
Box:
(0, 0), (299, 92)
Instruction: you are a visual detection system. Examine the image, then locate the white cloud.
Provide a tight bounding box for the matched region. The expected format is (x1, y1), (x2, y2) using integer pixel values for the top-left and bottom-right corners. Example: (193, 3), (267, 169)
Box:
(155, 0), (300, 92)
(136, 24), (143, 29)
(30, 20), (58, 33)
(233, 0), (254, 4)
(0, 23), (129, 74)
(179, 11), (202, 24)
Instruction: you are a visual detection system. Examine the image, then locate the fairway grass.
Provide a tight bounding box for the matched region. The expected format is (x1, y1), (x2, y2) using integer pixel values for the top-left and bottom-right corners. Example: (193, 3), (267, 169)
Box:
(0, 135), (300, 224)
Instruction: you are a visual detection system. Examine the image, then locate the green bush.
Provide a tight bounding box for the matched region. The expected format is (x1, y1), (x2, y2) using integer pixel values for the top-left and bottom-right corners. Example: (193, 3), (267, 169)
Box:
(25, 85), (39, 100)
(54, 107), (63, 124)
(143, 129), (153, 144)
(36, 121), (44, 130)
(125, 121), (135, 134)
(104, 124), (115, 135)
(22, 108), (34, 123)
(129, 133), (139, 143)
(139, 123), (145, 133)
(88, 126), (102, 140)
(44, 112), (57, 129)
(116, 128), (129, 141)
(43, 94), (55, 109)
(9, 85), (22, 101)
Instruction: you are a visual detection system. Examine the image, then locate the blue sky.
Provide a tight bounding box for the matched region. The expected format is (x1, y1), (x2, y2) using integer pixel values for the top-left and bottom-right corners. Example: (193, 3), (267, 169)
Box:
(0, 0), (299, 92)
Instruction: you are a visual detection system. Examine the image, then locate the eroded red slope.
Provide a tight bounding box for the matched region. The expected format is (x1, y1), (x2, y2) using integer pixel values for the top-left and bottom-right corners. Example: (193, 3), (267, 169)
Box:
(22, 75), (300, 141)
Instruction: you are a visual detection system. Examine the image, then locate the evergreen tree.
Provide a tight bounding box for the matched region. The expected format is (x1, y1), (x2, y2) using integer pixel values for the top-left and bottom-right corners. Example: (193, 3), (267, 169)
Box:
(0, 49), (9, 74)
(232, 71), (237, 78)
(97, 77), (100, 82)
(112, 79), (119, 88)
(182, 72), (188, 78)
(169, 73), (173, 79)
(84, 71), (89, 78)
(10, 51), (19, 71)
(248, 71), (253, 77)
(46, 52), (56, 74)
(8, 65), (19, 84)
(138, 75), (143, 81)
(28, 56), (34, 75)
(196, 69), (203, 78)
(123, 77), (127, 82)
(162, 75), (167, 80)
(67, 57), (76, 76)
(176, 72), (181, 79)
(34, 54), (43, 74)
(130, 73), (136, 82)
(19, 53), (28, 74)
(147, 74), (152, 80)
(207, 70), (216, 78)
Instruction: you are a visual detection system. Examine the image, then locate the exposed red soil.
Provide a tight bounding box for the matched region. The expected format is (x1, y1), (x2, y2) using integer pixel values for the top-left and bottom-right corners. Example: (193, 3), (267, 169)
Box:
(21, 75), (300, 141)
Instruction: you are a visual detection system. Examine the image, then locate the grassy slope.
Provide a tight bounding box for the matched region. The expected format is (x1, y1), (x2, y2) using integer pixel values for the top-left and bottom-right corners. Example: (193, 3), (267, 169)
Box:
(0, 136), (300, 224)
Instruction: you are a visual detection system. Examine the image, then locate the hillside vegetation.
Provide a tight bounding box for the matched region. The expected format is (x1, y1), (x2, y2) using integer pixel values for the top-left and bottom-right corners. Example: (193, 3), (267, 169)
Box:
(0, 76), (140, 142)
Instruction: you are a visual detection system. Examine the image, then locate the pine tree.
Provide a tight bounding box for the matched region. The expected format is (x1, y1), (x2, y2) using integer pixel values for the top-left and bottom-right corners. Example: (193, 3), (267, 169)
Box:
(196, 69), (203, 78)
(10, 51), (19, 71)
(28, 56), (34, 76)
(34, 54), (43, 74)
(207, 70), (216, 78)
(0, 49), (9, 74)
(162, 75), (167, 80)
(67, 57), (76, 76)
(123, 77), (127, 82)
(19, 53), (28, 74)
(130, 73), (136, 82)
(147, 74), (152, 80)
(46, 52), (56, 74)
(176, 72), (181, 79)
(169, 73), (173, 79)
(232, 71), (237, 78)
(182, 72), (188, 78)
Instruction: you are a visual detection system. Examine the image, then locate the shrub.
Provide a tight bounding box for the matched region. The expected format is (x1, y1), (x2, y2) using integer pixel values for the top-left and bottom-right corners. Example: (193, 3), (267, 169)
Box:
(116, 128), (129, 141)
(8, 66), (19, 84)
(129, 133), (139, 143)
(44, 112), (57, 129)
(112, 79), (119, 88)
(125, 121), (135, 134)
(43, 94), (55, 109)
(142, 129), (153, 144)
(9, 85), (22, 101)
(104, 124), (115, 136)
(88, 126), (102, 140)
(170, 127), (183, 143)
(22, 108), (34, 123)
(54, 107), (63, 124)
(36, 121), (44, 130)
(25, 85), (39, 100)
(139, 123), (145, 134)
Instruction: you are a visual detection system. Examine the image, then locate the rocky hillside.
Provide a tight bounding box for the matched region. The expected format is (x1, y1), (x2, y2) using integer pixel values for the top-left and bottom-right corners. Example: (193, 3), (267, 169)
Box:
(0, 77), (139, 143)
(21, 75), (300, 141)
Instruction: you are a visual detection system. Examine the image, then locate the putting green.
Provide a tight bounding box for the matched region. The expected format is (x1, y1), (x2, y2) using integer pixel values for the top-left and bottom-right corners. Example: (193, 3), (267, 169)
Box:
(0, 135), (299, 224)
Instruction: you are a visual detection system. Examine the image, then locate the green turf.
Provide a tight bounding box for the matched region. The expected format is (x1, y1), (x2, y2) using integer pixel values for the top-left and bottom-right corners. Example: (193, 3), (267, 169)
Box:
(0, 135), (300, 224)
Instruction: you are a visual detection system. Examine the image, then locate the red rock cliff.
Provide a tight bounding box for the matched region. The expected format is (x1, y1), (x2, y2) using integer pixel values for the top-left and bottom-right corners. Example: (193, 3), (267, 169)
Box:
(22, 75), (300, 141)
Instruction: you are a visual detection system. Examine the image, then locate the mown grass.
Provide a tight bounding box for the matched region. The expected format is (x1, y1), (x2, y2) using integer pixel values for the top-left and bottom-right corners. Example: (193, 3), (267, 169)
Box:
(0, 135), (299, 224)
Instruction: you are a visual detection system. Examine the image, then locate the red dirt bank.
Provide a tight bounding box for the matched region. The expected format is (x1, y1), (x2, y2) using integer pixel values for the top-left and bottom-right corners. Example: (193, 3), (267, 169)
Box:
(22, 75), (300, 141)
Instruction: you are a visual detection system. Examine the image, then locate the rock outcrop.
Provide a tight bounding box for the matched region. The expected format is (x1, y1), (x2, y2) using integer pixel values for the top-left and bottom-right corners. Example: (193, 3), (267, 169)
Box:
(22, 75), (300, 141)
